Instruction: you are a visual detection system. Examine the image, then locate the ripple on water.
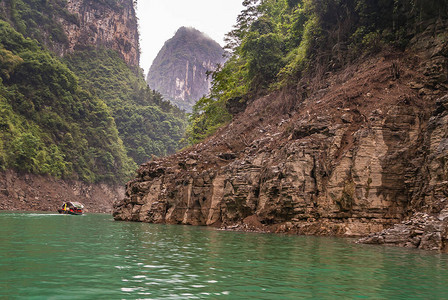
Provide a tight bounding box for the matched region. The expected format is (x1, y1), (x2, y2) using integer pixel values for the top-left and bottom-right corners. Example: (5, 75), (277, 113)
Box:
(1, 213), (448, 299)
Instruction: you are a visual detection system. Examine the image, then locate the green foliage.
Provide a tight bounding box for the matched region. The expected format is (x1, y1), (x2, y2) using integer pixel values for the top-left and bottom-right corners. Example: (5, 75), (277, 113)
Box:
(0, 0), (186, 183)
(241, 18), (286, 90)
(184, 96), (232, 145)
(0, 20), (135, 183)
(1, 0), (78, 46)
(187, 0), (446, 146)
(64, 48), (187, 165)
(186, 0), (293, 144)
(0, 47), (24, 79)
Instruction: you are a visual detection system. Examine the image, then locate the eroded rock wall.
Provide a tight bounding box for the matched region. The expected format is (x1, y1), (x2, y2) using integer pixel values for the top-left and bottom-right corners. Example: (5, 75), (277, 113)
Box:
(114, 100), (425, 236)
(358, 94), (448, 251)
(114, 20), (448, 249)
(60, 0), (139, 66)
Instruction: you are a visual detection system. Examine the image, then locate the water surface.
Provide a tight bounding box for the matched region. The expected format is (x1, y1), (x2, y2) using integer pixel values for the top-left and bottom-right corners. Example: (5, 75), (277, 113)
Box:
(1, 212), (447, 299)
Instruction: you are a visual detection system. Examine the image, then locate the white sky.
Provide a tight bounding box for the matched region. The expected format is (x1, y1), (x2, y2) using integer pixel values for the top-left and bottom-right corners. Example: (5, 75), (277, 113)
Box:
(136, 0), (244, 75)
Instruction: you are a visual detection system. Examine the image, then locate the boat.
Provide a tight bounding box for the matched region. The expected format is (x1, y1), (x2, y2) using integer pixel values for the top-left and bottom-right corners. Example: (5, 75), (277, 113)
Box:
(58, 201), (84, 215)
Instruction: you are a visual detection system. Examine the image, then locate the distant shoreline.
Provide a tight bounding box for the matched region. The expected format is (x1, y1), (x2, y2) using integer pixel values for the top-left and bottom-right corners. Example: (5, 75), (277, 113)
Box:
(0, 170), (124, 214)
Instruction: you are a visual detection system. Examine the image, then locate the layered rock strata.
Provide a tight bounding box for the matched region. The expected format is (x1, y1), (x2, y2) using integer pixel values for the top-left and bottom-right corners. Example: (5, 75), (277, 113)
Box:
(359, 212), (448, 251)
(114, 21), (448, 250)
(358, 94), (448, 251)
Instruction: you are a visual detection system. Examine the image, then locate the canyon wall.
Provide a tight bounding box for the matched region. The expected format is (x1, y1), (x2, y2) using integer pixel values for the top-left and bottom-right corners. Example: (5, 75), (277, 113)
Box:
(60, 0), (139, 66)
(0, 0), (139, 212)
(114, 21), (448, 250)
(0, 0), (139, 65)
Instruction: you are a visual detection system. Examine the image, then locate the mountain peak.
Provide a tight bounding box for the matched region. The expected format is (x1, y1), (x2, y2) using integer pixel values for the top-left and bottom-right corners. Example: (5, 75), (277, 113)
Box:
(147, 27), (226, 112)
(176, 26), (199, 34)
(176, 26), (211, 38)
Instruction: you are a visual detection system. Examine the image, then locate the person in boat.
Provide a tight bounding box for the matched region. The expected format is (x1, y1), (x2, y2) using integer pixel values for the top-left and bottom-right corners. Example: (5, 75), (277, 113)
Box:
(58, 201), (84, 215)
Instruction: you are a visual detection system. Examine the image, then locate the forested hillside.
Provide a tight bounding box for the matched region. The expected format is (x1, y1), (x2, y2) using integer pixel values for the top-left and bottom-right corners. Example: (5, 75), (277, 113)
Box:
(187, 0), (447, 144)
(64, 49), (186, 165)
(0, 21), (134, 183)
(0, 0), (186, 184)
(0, 0), (76, 48)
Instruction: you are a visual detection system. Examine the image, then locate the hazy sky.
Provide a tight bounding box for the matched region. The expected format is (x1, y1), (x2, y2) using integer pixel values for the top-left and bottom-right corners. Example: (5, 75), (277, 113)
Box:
(136, 0), (244, 75)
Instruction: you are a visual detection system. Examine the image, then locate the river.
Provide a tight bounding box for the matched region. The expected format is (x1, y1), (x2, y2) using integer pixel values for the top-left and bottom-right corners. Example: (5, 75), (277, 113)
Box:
(1, 212), (447, 299)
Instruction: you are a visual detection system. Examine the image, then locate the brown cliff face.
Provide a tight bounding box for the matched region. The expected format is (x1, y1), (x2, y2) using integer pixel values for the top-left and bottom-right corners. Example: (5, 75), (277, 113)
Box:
(59, 0), (139, 66)
(0, 0), (139, 65)
(114, 21), (448, 250)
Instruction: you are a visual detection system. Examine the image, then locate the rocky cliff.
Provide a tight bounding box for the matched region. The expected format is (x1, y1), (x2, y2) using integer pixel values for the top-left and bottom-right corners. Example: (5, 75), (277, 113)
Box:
(114, 20), (448, 250)
(60, 0), (139, 66)
(146, 27), (226, 112)
(0, 0), (139, 66)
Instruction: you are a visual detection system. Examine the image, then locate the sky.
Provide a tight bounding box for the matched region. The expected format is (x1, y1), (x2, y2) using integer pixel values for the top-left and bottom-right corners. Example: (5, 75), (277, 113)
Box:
(136, 0), (244, 75)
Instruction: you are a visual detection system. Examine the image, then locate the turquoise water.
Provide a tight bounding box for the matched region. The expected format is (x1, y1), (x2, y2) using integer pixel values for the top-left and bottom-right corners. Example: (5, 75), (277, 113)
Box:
(1, 212), (447, 299)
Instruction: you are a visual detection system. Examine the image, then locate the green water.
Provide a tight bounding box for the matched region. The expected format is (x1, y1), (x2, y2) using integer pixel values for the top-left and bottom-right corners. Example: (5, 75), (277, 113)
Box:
(1, 212), (447, 299)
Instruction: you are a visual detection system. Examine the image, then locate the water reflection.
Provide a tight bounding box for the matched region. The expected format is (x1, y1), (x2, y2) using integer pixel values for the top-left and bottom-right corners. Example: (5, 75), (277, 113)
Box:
(0, 212), (447, 299)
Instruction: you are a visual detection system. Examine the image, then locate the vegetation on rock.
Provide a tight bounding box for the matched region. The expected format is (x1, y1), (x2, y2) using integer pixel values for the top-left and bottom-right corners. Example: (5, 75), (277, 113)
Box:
(0, 20), (135, 183)
(0, 0), (77, 47)
(186, 0), (447, 144)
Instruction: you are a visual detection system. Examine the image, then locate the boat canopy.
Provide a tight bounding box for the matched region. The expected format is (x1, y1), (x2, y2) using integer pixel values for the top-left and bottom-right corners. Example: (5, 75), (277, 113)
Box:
(71, 202), (84, 209)
(63, 202), (84, 209)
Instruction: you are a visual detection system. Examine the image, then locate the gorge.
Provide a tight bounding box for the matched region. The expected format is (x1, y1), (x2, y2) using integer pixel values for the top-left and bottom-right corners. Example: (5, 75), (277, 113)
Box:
(1, 0), (448, 252)
(114, 7), (448, 251)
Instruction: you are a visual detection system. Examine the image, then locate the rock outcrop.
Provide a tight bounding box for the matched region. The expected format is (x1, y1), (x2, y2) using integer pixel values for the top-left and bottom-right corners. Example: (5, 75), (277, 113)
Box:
(357, 93), (448, 251)
(114, 21), (448, 250)
(358, 212), (448, 251)
(147, 27), (226, 112)
(60, 0), (139, 66)
(0, 0), (139, 66)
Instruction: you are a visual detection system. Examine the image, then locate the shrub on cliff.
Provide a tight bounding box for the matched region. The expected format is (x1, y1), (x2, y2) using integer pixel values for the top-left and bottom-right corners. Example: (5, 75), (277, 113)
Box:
(1, 0), (77, 46)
